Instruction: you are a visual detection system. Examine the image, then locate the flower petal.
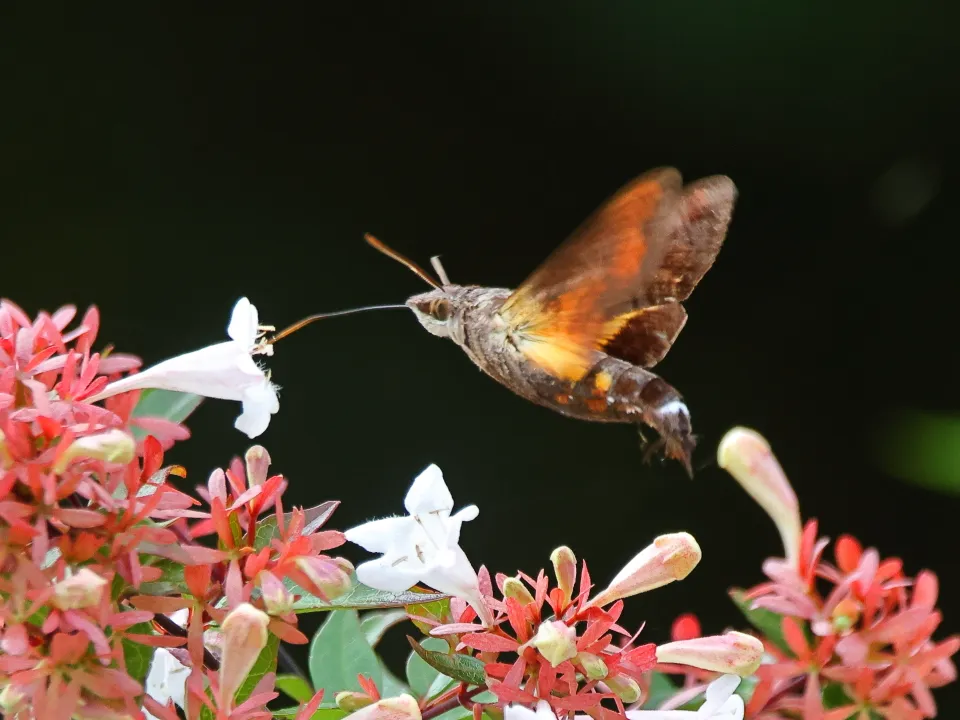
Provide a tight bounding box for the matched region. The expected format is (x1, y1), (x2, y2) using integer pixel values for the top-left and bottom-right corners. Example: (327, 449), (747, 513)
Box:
(404, 464), (453, 516)
(345, 516), (416, 554)
(235, 380), (279, 438)
(227, 297), (258, 345)
(356, 557), (425, 593)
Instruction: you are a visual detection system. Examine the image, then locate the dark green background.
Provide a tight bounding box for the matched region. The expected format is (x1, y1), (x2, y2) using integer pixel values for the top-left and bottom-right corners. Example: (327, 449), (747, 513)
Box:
(2, 3), (957, 714)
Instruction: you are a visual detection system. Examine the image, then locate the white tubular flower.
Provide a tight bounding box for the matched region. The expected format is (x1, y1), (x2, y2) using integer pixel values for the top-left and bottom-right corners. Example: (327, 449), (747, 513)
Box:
(505, 701), (559, 720)
(344, 464), (492, 626)
(88, 297), (279, 438)
(623, 675), (745, 720)
(143, 610), (190, 720)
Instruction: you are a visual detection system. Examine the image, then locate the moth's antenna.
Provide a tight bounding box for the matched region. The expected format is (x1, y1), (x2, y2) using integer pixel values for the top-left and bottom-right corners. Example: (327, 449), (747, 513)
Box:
(364, 234), (441, 289)
(430, 255), (451, 286)
(268, 304), (406, 344)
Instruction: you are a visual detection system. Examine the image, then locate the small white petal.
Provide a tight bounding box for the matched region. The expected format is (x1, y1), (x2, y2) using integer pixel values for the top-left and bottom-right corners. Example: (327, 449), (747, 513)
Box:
(143, 648), (190, 719)
(701, 675), (741, 712)
(356, 557), (425, 592)
(235, 380), (279, 438)
(404, 464), (453, 516)
(345, 516), (417, 554)
(227, 297), (258, 345)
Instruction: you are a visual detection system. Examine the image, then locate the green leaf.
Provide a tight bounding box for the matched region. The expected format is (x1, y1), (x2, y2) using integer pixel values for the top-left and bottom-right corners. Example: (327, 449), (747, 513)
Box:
(290, 576), (446, 613)
(730, 588), (789, 654)
(139, 559), (187, 596)
(406, 637), (449, 698)
(379, 662), (411, 698)
(821, 681), (854, 710)
(361, 609), (408, 647)
(406, 597), (451, 635)
(407, 636), (486, 687)
(273, 709), (347, 720)
(122, 620), (158, 684)
(239, 632), (281, 704)
(308, 610), (383, 707)
(642, 672), (679, 709)
(254, 501), (340, 551)
(276, 674), (315, 703)
(131, 388), (204, 437)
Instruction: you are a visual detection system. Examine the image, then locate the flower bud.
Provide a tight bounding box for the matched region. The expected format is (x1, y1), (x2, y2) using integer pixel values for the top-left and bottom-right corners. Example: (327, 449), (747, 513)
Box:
(550, 546), (577, 605)
(53, 428), (136, 473)
(528, 620), (578, 667)
(502, 576), (535, 605)
(655, 631), (763, 677)
(718, 427), (801, 565)
(295, 555), (354, 601)
(587, 533), (701, 609)
(259, 571), (295, 616)
(51, 568), (108, 610)
(576, 651), (608, 680)
(336, 691), (375, 712)
(605, 674), (642, 703)
(244, 445), (272, 487)
(347, 694), (422, 720)
(217, 603), (271, 709)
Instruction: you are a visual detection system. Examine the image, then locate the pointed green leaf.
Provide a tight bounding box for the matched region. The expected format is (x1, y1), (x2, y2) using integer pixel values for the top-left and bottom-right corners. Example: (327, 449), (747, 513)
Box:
(361, 609), (408, 647)
(276, 674), (315, 703)
(122, 620), (158, 684)
(407, 636), (485, 687)
(641, 672), (678, 709)
(254, 501), (340, 551)
(406, 637), (448, 698)
(379, 661), (411, 698)
(139, 558), (187, 596)
(406, 597), (451, 635)
(131, 388), (204, 438)
(729, 588), (789, 654)
(308, 610), (382, 707)
(289, 576), (446, 613)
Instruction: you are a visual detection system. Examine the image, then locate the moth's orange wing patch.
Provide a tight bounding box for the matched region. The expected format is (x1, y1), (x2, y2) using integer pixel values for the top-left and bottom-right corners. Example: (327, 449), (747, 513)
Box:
(499, 169), (684, 381)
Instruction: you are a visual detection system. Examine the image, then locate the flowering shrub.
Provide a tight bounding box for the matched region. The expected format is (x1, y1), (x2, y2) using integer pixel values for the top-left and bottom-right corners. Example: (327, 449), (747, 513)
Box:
(0, 297), (955, 720)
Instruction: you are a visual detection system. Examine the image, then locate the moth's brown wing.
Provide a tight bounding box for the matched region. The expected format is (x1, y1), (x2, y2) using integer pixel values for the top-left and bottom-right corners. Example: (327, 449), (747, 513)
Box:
(601, 303), (688, 368)
(600, 176), (736, 366)
(643, 175), (737, 307)
(499, 168), (685, 382)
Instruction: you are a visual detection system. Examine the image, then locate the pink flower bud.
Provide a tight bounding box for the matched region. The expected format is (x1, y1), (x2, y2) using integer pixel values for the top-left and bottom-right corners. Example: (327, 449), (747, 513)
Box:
(550, 546), (577, 605)
(217, 603), (271, 709)
(347, 694), (422, 720)
(336, 691), (375, 711)
(53, 428), (136, 473)
(718, 427), (801, 564)
(295, 556), (354, 601)
(527, 620), (578, 667)
(51, 568), (108, 610)
(605, 674), (642, 703)
(259, 571), (295, 616)
(502, 576), (535, 605)
(587, 533), (701, 609)
(655, 631), (764, 677)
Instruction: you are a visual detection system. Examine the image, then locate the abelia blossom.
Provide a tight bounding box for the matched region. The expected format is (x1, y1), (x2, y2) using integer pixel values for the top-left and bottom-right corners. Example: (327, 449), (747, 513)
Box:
(719, 426), (960, 719)
(88, 297), (279, 438)
(345, 463), (492, 626)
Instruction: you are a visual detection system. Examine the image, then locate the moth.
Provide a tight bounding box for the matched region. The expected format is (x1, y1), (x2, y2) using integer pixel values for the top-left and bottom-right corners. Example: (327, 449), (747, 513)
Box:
(367, 168), (736, 474)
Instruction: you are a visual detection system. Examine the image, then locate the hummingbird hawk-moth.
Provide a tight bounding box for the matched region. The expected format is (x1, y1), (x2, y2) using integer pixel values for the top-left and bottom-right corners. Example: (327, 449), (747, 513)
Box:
(367, 168), (736, 474)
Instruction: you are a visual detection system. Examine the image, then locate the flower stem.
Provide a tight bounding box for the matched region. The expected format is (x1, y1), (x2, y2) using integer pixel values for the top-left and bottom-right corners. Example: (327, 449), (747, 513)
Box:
(421, 686), (485, 720)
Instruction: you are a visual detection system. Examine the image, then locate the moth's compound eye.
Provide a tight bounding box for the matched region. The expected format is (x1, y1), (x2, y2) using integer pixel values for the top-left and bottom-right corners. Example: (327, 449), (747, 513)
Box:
(430, 299), (451, 321)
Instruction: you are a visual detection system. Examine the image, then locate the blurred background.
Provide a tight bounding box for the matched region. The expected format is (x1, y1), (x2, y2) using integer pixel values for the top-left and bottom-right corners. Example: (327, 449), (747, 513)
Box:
(2, 2), (957, 712)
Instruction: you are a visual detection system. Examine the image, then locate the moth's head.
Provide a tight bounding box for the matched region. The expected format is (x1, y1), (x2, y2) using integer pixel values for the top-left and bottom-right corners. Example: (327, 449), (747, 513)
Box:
(407, 287), (462, 338)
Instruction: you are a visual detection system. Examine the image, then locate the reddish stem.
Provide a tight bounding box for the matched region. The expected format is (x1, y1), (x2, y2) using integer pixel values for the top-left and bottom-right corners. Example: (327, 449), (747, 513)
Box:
(421, 686), (485, 720)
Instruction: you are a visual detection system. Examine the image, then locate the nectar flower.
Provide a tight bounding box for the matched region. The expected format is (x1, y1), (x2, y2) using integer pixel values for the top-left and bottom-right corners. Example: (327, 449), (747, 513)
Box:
(624, 675), (744, 719)
(88, 297), (279, 438)
(587, 532), (701, 609)
(527, 620), (579, 667)
(218, 602), (271, 709)
(345, 464), (492, 626)
(717, 427), (800, 564)
(347, 694), (422, 720)
(50, 567), (109, 610)
(655, 632), (763, 677)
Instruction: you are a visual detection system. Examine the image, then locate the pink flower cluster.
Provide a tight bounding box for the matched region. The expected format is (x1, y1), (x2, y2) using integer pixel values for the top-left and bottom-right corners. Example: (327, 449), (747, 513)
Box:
(0, 300), (343, 719)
